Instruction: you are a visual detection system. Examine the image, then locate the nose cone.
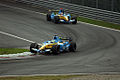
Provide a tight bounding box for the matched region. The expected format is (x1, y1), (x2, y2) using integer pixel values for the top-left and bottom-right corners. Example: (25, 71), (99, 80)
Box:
(64, 16), (69, 21)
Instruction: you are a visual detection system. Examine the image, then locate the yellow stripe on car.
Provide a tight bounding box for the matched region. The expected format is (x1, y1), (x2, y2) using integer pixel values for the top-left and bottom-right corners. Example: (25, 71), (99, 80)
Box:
(58, 15), (69, 21)
(40, 43), (57, 50)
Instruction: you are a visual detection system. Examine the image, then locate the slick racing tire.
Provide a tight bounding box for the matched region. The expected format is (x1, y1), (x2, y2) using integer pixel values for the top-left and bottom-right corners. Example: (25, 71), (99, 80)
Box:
(69, 42), (76, 52)
(72, 17), (77, 24)
(30, 43), (39, 54)
(51, 45), (60, 55)
(47, 14), (51, 21)
(54, 16), (60, 24)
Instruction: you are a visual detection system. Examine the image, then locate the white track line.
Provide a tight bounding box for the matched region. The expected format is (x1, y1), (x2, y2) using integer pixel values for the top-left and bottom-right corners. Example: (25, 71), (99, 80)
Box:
(0, 31), (39, 59)
(0, 3), (120, 33)
(0, 3), (40, 43)
(0, 31), (35, 43)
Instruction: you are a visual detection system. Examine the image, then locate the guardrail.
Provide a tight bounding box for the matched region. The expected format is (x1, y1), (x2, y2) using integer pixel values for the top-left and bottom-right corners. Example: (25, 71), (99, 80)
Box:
(5, 0), (120, 24)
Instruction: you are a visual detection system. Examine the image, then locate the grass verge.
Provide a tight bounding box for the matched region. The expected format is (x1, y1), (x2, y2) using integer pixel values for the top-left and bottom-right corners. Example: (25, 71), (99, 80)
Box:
(0, 75), (79, 80)
(0, 75), (120, 80)
(0, 48), (29, 55)
(77, 17), (120, 30)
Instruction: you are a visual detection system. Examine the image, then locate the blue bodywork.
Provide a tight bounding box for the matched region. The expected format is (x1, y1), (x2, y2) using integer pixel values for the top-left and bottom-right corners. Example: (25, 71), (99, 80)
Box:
(50, 9), (75, 23)
(33, 36), (71, 53)
(53, 36), (70, 52)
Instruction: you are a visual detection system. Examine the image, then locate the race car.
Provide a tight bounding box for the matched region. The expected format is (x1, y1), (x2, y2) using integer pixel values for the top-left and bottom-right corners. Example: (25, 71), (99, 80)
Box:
(30, 35), (76, 55)
(46, 8), (77, 24)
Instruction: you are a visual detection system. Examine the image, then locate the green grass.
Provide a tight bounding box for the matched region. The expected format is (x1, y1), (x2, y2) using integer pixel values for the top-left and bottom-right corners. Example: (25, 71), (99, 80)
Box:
(0, 75), (120, 80)
(0, 75), (80, 80)
(77, 17), (120, 30)
(0, 48), (29, 55)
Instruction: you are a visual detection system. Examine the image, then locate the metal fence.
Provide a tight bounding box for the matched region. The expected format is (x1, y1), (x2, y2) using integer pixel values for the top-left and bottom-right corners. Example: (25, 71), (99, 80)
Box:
(4, 0), (120, 24)
(55, 0), (120, 13)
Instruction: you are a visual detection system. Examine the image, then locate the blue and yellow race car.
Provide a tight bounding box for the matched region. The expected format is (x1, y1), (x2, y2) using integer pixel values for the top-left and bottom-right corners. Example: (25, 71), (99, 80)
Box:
(46, 8), (77, 24)
(30, 35), (76, 55)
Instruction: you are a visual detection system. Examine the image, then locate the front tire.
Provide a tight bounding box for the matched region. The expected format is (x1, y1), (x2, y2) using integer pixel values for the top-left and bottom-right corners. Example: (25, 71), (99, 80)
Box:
(54, 16), (60, 24)
(30, 43), (39, 54)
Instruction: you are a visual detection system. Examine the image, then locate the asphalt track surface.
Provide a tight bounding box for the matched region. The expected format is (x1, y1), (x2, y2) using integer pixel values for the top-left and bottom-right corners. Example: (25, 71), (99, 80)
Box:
(0, 4), (120, 75)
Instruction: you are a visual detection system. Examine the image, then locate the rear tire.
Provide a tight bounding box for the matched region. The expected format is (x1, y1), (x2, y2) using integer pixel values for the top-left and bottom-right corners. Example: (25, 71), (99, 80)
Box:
(30, 43), (39, 54)
(47, 14), (51, 21)
(69, 42), (76, 52)
(54, 16), (60, 24)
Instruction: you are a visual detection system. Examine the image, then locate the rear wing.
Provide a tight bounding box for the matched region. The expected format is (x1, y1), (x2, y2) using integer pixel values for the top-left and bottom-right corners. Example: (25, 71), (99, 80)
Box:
(48, 10), (59, 12)
(53, 35), (72, 41)
(48, 10), (59, 14)
(61, 37), (72, 41)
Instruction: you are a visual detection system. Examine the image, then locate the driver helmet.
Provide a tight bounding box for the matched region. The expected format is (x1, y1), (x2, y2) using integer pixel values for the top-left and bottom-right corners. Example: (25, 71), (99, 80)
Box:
(53, 36), (57, 39)
(59, 8), (64, 14)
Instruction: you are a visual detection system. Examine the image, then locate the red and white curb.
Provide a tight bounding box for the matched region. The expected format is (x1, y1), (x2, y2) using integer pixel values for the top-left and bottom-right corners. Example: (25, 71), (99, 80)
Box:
(0, 52), (35, 60)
